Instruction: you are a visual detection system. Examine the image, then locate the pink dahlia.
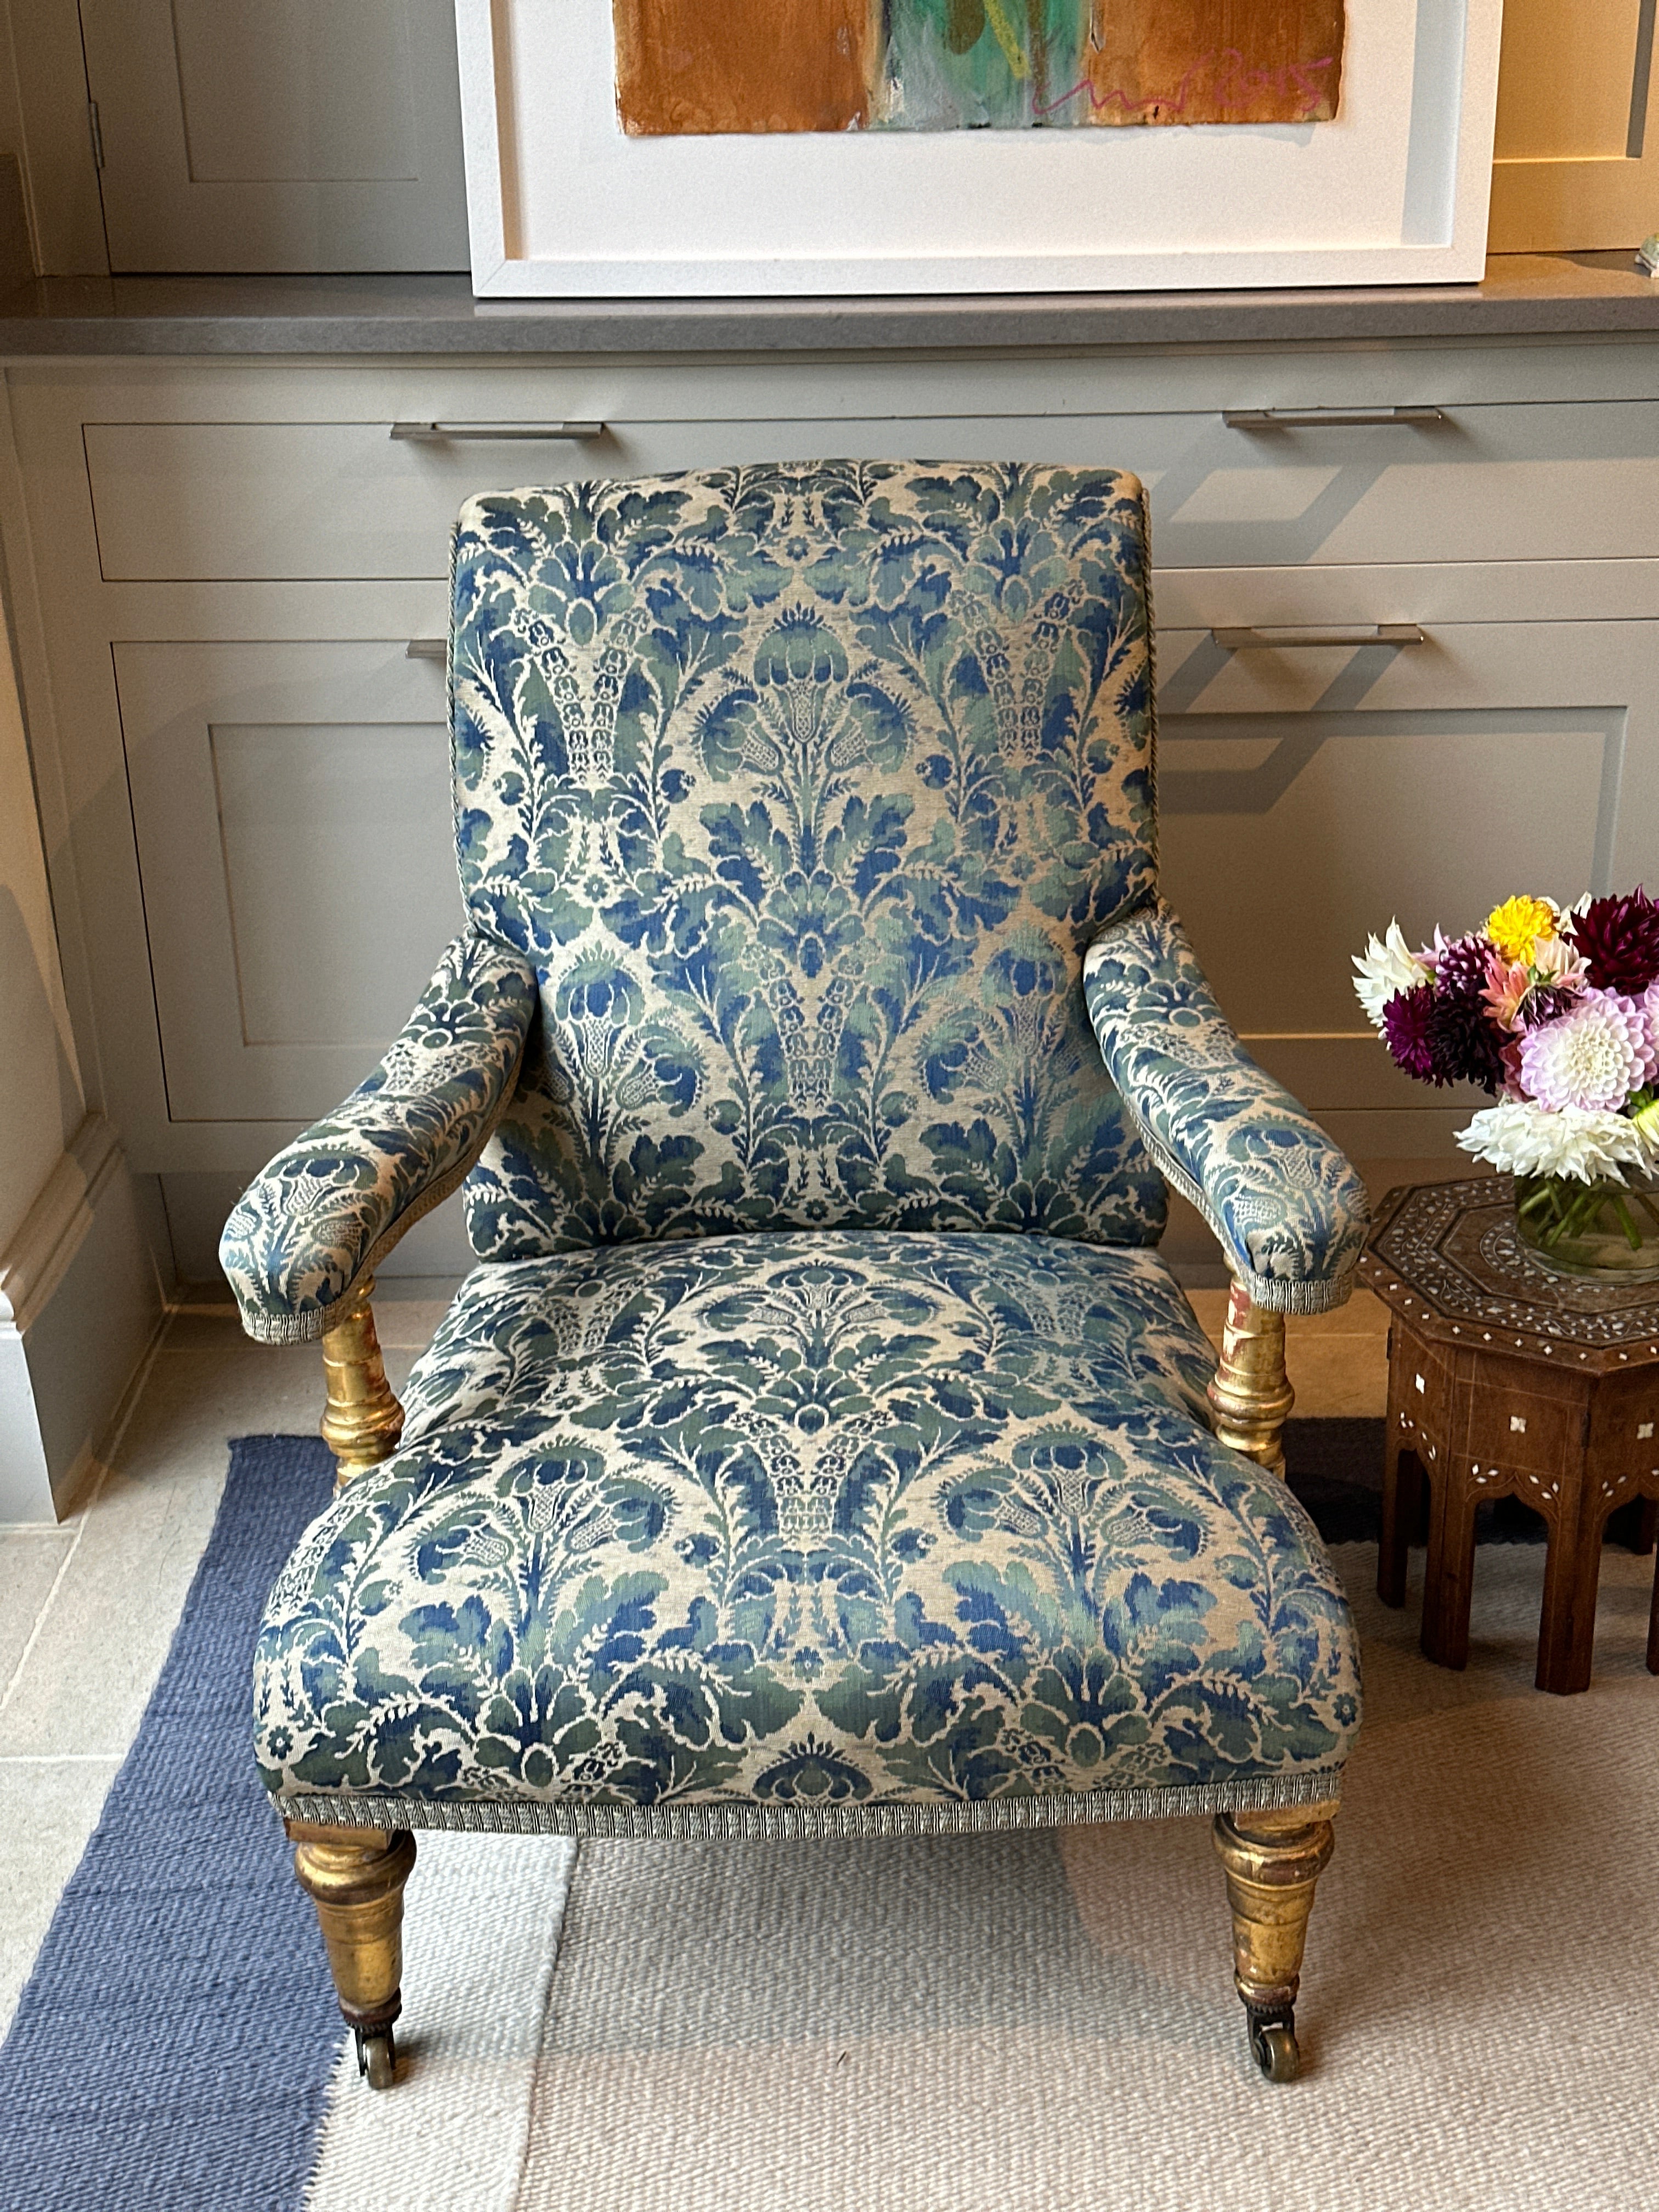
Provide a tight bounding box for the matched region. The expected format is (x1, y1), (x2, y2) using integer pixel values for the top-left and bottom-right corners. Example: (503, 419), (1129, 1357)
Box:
(1517, 989), (1651, 1111)
(1640, 979), (1659, 1076)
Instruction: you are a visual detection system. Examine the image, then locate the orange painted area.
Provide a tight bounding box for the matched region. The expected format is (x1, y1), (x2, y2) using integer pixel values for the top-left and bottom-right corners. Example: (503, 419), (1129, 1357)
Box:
(1075, 0), (1345, 126)
(612, 0), (880, 136)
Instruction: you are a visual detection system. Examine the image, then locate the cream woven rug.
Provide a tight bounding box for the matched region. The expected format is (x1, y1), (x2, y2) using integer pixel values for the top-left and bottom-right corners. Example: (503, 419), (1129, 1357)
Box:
(303, 1545), (1659, 2212)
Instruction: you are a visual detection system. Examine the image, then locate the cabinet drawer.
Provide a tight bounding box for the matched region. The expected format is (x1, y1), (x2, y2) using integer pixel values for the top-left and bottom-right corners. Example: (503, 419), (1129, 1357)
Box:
(83, 402), (1659, 583)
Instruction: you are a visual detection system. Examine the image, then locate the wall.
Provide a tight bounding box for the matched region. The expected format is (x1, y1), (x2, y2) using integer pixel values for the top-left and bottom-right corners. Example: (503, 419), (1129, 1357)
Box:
(0, 567), (169, 1521)
(0, 0), (106, 276)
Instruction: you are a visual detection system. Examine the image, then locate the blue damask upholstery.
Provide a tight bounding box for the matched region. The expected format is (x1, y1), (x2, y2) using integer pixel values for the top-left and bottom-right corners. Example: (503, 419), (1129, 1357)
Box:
(1085, 905), (1369, 1312)
(226, 461), (1367, 1837)
(260, 1233), (1358, 1832)
(452, 465), (1166, 1256)
(223, 935), (537, 1344)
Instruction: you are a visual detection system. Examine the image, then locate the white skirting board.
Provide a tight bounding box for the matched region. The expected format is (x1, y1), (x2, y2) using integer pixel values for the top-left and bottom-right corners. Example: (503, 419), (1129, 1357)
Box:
(0, 1115), (171, 1522)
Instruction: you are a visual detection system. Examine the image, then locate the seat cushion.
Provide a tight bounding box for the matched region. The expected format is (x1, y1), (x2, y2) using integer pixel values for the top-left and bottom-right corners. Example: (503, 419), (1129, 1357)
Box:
(256, 1232), (1360, 1834)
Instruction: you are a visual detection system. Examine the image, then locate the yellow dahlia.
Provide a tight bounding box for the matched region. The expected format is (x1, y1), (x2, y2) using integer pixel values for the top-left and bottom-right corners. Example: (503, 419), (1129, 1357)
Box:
(1485, 895), (1558, 966)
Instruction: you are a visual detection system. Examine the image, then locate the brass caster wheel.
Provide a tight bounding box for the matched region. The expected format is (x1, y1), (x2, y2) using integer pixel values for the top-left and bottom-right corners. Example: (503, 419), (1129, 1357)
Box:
(356, 2025), (397, 2091)
(1248, 2016), (1300, 2084)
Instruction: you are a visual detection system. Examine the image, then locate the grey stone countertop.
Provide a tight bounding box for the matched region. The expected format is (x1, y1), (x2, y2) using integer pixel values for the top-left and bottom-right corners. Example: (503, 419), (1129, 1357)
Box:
(1, 253), (1657, 357)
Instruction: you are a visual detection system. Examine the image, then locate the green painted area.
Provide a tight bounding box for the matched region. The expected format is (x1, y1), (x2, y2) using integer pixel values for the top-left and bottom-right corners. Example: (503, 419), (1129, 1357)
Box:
(881, 0), (1092, 128)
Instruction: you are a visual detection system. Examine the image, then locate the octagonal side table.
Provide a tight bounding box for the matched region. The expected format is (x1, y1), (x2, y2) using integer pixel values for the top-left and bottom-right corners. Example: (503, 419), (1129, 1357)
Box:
(1362, 1177), (1659, 1696)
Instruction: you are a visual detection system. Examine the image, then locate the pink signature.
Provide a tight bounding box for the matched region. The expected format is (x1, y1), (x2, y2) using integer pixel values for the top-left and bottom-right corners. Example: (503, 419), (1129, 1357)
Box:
(1037, 50), (1336, 124)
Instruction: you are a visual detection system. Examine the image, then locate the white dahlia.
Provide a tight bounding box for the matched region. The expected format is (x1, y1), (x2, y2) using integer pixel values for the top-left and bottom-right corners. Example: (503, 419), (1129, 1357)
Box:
(1457, 1099), (1651, 1183)
(1353, 921), (1434, 1028)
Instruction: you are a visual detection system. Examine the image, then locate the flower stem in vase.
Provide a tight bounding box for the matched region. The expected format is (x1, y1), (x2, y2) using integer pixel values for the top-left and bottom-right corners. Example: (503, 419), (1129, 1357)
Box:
(1515, 1172), (1659, 1278)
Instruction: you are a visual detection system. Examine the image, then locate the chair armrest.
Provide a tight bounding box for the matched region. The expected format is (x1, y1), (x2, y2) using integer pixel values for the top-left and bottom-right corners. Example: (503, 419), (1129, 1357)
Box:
(1084, 904), (1369, 1312)
(219, 933), (538, 1345)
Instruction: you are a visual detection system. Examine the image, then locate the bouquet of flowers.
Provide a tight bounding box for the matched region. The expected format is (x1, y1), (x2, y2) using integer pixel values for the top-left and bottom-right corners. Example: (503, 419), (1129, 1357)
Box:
(1354, 890), (1659, 1264)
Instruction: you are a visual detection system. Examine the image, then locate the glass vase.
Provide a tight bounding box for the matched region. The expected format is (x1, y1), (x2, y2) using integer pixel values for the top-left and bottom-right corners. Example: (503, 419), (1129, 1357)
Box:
(1514, 1173), (1659, 1280)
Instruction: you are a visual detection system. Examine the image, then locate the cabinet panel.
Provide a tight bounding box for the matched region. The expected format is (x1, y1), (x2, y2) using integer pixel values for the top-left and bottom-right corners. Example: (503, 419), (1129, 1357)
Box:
(116, 641), (465, 1120)
(77, 0), (469, 272)
(1155, 620), (1650, 1136)
(84, 404), (1659, 583)
(1489, 0), (1659, 250)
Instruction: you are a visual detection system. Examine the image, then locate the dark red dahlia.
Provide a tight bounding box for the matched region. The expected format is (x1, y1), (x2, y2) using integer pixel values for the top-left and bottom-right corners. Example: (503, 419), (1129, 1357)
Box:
(1384, 935), (1508, 1093)
(1567, 888), (1659, 993)
(1429, 978), (1507, 1093)
(1381, 985), (1441, 1084)
(1425, 933), (1508, 1092)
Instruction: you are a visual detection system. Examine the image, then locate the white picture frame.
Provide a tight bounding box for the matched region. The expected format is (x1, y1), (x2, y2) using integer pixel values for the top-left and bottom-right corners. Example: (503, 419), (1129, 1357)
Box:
(456, 0), (1504, 298)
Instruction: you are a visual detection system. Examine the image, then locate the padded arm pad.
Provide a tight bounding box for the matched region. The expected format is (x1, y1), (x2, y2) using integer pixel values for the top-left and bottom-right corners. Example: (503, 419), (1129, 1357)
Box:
(1084, 904), (1369, 1312)
(219, 933), (539, 1344)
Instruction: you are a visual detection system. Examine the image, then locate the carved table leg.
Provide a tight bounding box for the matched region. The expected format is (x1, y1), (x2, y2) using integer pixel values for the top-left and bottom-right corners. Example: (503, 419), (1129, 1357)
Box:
(1649, 1549), (1659, 1677)
(1208, 1281), (1295, 1479)
(1420, 1460), (1479, 1672)
(1536, 1485), (1606, 1696)
(320, 1276), (404, 1490)
(288, 1821), (417, 2090)
(1378, 1443), (1425, 1610)
(1212, 1799), (1338, 2084)
(1632, 1498), (1659, 1557)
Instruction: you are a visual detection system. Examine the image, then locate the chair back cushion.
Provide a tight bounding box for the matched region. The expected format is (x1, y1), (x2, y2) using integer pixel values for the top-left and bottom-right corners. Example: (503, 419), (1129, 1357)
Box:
(452, 461), (1165, 1252)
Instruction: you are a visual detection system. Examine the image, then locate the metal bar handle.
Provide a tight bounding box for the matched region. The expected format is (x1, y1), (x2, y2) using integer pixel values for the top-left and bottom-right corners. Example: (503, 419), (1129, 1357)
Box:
(390, 421), (606, 442)
(1211, 624), (1425, 650)
(405, 639), (446, 660)
(1222, 407), (1445, 429)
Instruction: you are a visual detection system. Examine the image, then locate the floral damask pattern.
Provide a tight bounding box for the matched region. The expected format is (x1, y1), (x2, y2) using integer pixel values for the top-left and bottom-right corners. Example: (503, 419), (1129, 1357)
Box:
(450, 462), (1167, 1256)
(219, 934), (538, 1344)
(1085, 905), (1370, 1312)
(256, 1233), (1359, 1818)
(232, 465), (1368, 1834)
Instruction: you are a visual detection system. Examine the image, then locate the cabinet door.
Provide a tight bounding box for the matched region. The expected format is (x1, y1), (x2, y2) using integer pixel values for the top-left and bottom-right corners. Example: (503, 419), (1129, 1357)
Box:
(1489, 0), (1659, 250)
(117, 640), (465, 1120)
(78, 0), (468, 272)
(1155, 617), (1659, 1163)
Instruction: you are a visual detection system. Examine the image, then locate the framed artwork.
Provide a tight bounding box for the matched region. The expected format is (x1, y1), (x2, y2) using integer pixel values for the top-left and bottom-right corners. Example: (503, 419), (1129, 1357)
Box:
(456, 0), (1503, 296)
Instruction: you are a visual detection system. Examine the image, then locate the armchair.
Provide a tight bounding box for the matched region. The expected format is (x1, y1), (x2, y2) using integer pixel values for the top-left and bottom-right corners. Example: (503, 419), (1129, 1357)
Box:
(223, 462), (1367, 2092)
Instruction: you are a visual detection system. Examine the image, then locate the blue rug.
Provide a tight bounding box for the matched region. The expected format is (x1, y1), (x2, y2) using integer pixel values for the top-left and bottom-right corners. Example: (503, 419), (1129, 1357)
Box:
(0, 1437), (339, 2212)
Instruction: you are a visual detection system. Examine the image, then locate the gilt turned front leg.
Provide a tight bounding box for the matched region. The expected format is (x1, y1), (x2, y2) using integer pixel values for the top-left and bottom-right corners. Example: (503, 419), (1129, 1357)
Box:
(288, 1821), (417, 2090)
(1212, 1799), (1338, 2083)
(1207, 1280), (1294, 1478)
(320, 1276), (404, 1489)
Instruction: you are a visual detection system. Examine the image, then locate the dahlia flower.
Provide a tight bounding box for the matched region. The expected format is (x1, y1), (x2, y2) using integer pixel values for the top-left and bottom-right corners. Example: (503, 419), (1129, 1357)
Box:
(1381, 985), (1439, 1082)
(1485, 894), (1558, 966)
(1353, 921), (1434, 1027)
(1639, 979), (1659, 1074)
(1517, 989), (1650, 1112)
(1432, 932), (1495, 1002)
(1425, 933), (1508, 1091)
(1533, 933), (1588, 989)
(1457, 1100), (1651, 1183)
(1484, 933), (1588, 1032)
(1567, 888), (1659, 994)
